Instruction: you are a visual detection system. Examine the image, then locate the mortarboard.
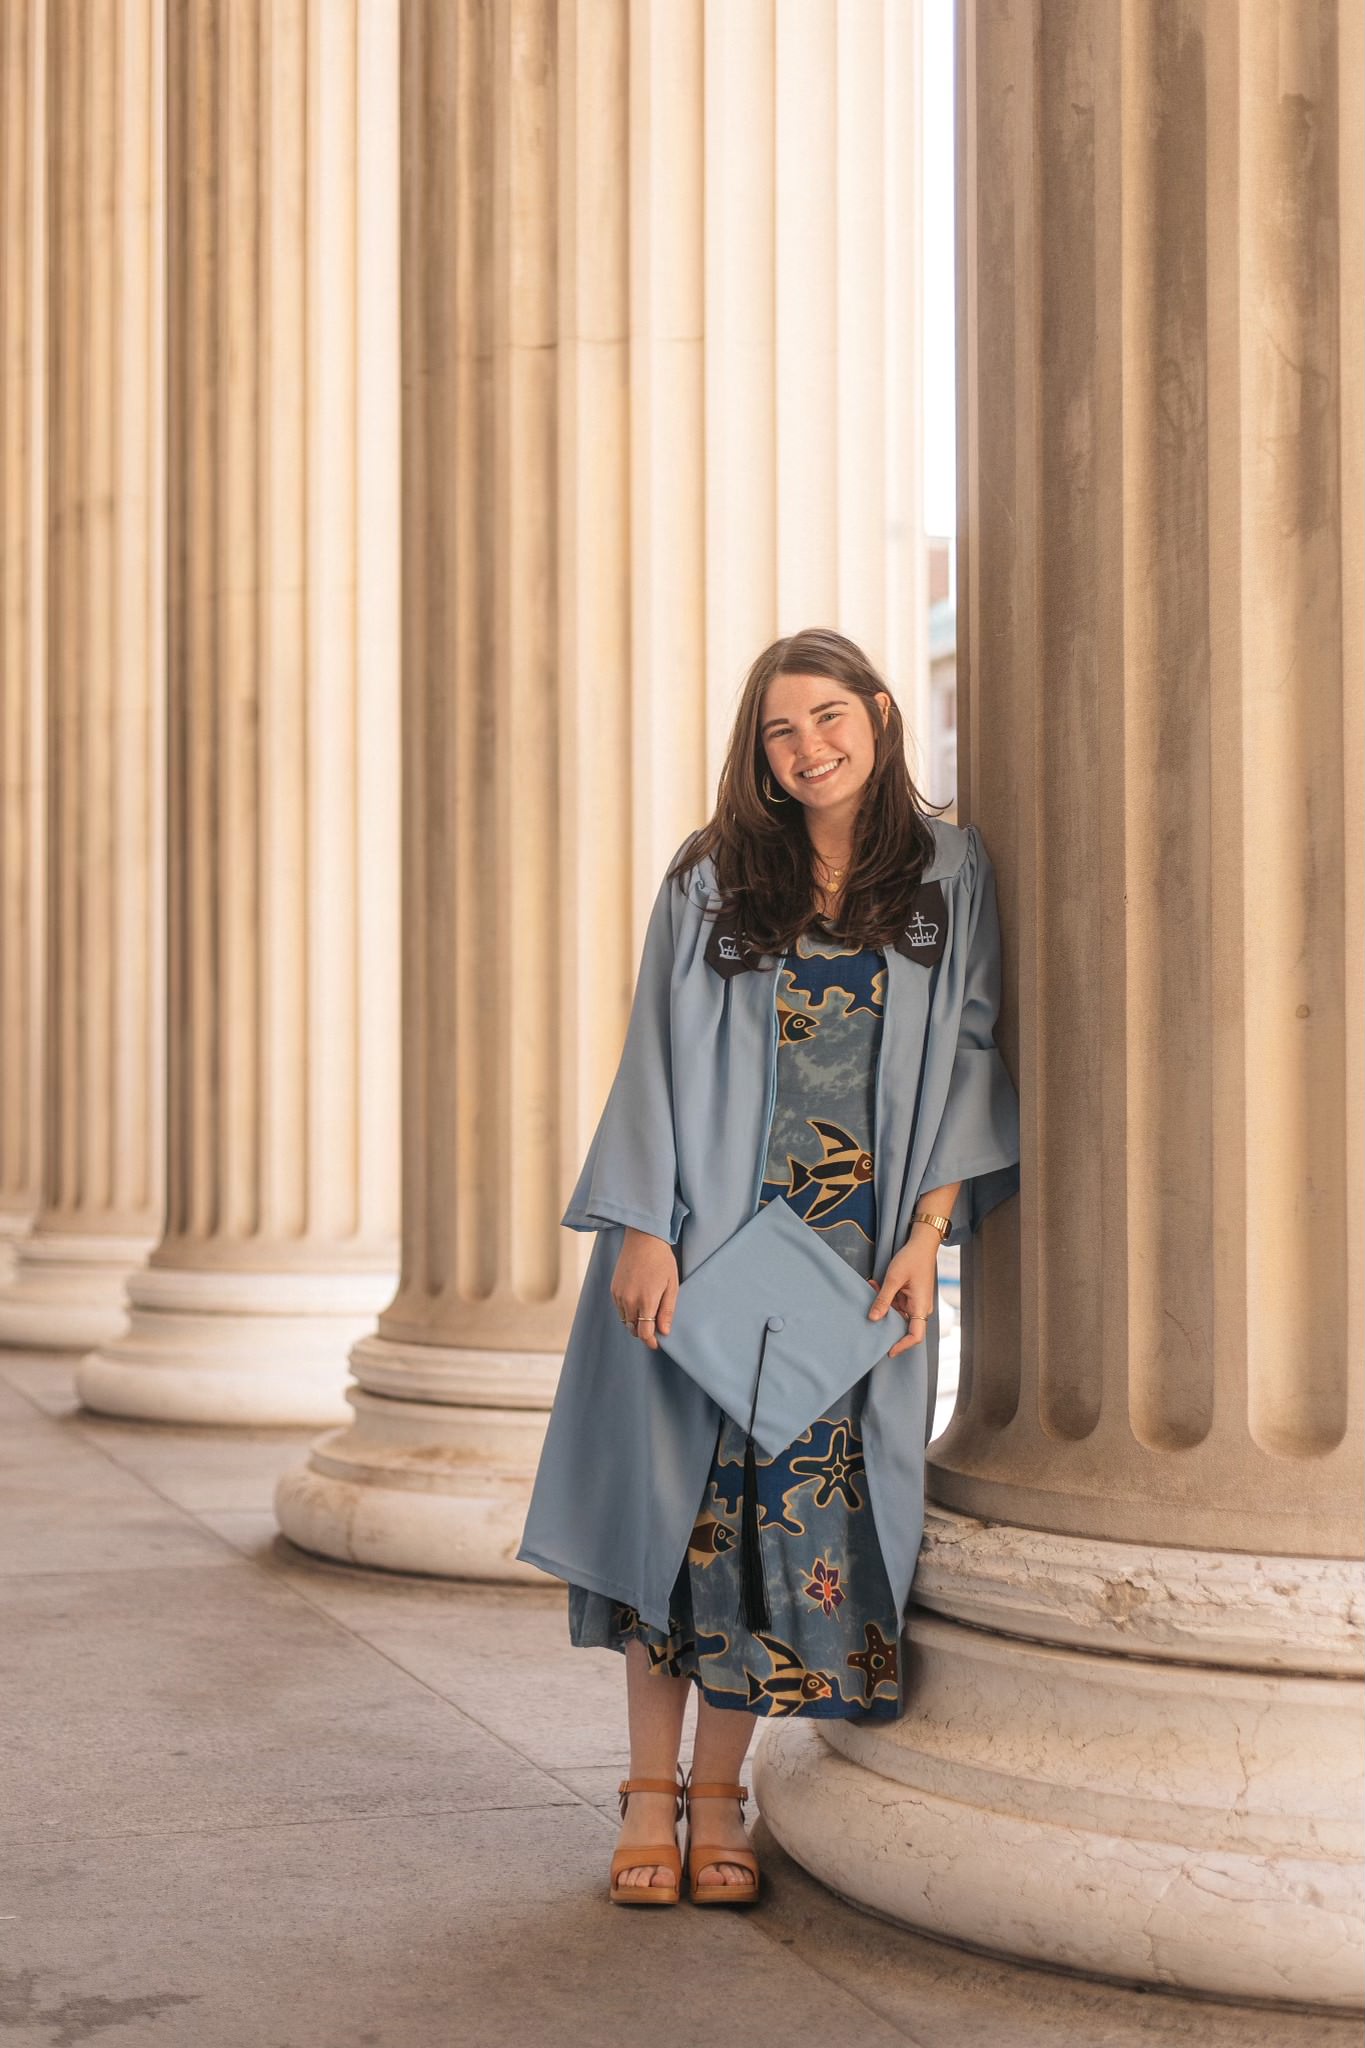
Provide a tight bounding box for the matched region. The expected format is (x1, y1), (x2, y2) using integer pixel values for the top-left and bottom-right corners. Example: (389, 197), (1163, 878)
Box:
(658, 1192), (912, 1632)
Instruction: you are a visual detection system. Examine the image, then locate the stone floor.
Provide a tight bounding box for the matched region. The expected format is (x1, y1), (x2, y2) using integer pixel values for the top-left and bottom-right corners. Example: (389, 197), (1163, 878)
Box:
(0, 1351), (1354, 2048)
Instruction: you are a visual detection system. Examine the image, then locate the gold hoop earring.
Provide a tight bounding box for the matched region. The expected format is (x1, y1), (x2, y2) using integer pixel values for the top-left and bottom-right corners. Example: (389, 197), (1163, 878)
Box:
(762, 770), (792, 806)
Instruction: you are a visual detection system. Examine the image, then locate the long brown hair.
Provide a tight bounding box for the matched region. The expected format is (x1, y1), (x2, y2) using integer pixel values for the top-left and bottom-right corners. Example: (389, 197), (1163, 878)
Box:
(665, 626), (949, 957)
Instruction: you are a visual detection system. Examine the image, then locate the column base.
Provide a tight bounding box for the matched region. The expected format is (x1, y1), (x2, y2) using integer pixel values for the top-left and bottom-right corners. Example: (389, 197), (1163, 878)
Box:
(0, 1229), (155, 1352)
(75, 1264), (397, 1425)
(0, 1211), (28, 1288)
(273, 1332), (560, 1581)
(752, 1511), (1364, 2012)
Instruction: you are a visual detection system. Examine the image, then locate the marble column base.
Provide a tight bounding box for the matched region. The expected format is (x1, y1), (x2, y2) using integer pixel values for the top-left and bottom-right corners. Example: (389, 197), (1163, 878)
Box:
(0, 1229), (155, 1352)
(752, 1509), (1364, 2012)
(273, 1332), (560, 1580)
(75, 1265), (398, 1425)
(0, 1208), (33, 1288)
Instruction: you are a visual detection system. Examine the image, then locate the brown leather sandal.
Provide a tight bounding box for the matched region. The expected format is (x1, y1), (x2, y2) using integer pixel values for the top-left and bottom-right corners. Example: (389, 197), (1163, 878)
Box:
(683, 1775), (761, 1906)
(609, 1771), (686, 1906)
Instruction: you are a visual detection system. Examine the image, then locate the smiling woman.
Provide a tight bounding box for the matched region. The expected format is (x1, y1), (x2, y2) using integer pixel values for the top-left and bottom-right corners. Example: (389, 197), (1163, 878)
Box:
(686, 628), (952, 956)
(518, 627), (1021, 1909)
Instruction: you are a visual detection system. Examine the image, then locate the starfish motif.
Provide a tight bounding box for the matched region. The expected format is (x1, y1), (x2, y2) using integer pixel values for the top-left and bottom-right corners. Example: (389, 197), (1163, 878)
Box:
(789, 1423), (866, 1510)
(847, 1621), (899, 1700)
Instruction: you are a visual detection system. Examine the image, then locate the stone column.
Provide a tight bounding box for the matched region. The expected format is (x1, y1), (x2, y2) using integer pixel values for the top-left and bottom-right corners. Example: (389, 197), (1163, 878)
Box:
(276, 0), (584, 1571)
(0, 0), (47, 1285)
(275, 0), (929, 1575)
(77, 0), (401, 1425)
(0, 0), (165, 1351)
(755, 0), (1364, 2010)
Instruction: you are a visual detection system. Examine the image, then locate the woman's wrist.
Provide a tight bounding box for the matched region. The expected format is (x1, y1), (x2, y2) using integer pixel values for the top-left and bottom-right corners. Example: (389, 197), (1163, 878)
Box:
(909, 1183), (959, 1246)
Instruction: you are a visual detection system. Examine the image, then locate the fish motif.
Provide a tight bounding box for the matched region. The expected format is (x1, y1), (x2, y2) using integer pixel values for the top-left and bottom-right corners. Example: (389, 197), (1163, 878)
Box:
(785, 1117), (875, 1222)
(743, 1631), (836, 1714)
(647, 1633), (697, 1677)
(776, 997), (818, 1045)
(687, 1511), (736, 1566)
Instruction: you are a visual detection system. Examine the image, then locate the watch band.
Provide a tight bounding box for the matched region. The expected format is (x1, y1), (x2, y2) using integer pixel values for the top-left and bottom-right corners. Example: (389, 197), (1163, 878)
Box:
(914, 1209), (952, 1242)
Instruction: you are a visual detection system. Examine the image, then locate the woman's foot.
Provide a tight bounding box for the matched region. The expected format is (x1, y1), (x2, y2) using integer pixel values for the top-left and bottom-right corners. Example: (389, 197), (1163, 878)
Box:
(687, 1789), (755, 1889)
(613, 1787), (682, 1892)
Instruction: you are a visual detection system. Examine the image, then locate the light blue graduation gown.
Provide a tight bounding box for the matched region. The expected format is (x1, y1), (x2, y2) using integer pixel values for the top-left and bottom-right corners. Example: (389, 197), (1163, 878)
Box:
(516, 817), (1021, 1631)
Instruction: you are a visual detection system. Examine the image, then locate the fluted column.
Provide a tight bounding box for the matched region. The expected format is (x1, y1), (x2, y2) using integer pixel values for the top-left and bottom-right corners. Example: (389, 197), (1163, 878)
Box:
(755, 0), (1364, 2010)
(0, 0), (47, 1285)
(78, 0), (400, 1425)
(0, 0), (165, 1351)
(277, 0), (577, 1570)
(276, 0), (930, 1577)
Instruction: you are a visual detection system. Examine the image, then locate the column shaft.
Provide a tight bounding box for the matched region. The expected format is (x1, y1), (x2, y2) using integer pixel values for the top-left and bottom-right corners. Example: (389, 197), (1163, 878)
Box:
(0, 0), (47, 1280)
(78, 0), (401, 1425)
(756, 0), (1364, 2007)
(276, 0), (931, 1579)
(0, 0), (165, 1351)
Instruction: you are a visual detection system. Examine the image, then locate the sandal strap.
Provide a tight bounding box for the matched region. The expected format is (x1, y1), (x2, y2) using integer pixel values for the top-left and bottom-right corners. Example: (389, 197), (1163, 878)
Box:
(611, 1842), (682, 1874)
(690, 1842), (758, 1873)
(688, 1838), (760, 1889)
(686, 1780), (749, 1804)
(617, 1771), (686, 1819)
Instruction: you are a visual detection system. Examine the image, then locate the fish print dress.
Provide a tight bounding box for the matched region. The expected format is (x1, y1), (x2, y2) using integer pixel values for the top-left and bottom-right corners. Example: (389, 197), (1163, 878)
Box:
(567, 921), (905, 1720)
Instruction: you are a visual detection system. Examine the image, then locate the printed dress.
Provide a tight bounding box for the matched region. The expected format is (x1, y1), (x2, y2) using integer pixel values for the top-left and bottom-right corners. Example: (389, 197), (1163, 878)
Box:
(567, 922), (905, 1720)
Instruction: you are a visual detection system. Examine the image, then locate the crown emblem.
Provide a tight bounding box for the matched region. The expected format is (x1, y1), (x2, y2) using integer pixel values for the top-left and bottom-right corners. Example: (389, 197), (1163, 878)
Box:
(892, 877), (948, 966)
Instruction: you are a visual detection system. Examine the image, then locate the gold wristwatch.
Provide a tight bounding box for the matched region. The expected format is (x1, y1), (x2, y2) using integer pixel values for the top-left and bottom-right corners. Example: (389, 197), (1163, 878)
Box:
(914, 1209), (952, 1242)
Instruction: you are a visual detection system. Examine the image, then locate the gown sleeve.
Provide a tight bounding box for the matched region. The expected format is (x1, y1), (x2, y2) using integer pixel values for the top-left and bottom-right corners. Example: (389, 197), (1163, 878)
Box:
(916, 821), (1021, 1245)
(559, 837), (697, 1244)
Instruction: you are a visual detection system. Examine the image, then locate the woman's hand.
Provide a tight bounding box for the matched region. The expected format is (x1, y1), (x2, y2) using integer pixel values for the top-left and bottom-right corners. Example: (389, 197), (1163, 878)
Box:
(865, 1225), (939, 1358)
(612, 1227), (679, 1352)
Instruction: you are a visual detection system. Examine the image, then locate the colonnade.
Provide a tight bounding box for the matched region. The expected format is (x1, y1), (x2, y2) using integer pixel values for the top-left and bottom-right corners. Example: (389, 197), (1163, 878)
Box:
(0, 0), (1359, 2013)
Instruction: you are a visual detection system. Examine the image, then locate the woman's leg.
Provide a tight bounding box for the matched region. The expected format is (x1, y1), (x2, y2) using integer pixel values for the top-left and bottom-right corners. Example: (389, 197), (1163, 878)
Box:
(614, 1638), (691, 1890)
(688, 1694), (760, 1887)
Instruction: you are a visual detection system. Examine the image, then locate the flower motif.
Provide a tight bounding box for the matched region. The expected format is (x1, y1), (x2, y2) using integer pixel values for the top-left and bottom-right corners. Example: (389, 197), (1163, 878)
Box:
(803, 1556), (845, 1617)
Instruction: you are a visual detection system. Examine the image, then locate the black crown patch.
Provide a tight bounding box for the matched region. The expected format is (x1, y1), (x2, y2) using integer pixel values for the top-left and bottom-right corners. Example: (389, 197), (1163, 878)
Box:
(704, 906), (761, 979)
(891, 877), (947, 966)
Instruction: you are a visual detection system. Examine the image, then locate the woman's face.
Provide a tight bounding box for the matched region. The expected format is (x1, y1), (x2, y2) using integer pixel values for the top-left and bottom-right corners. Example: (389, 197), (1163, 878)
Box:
(759, 673), (891, 827)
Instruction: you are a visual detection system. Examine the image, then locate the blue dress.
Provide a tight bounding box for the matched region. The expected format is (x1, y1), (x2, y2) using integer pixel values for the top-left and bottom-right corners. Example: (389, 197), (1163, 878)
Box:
(567, 923), (905, 1719)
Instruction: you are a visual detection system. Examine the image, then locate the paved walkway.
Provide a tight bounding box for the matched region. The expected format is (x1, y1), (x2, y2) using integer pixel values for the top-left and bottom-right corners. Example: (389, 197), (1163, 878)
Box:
(0, 1353), (1351, 2048)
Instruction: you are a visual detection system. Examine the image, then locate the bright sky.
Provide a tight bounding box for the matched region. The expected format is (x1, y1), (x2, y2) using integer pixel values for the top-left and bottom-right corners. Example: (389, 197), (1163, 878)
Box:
(921, 0), (955, 541)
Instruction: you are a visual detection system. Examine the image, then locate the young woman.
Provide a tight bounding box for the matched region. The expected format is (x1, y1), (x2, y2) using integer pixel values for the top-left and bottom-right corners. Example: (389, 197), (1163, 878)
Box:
(518, 628), (1021, 1907)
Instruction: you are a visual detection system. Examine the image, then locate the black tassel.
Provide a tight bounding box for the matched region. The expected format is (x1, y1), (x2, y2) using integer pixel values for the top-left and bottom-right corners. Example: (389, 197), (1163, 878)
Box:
(739, 1431), (771, 1633)
(737, 1321), (773, 1634)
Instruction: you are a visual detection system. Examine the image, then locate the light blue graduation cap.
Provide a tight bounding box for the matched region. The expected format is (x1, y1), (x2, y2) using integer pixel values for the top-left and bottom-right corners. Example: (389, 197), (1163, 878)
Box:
(658, 1193), (911, 1632)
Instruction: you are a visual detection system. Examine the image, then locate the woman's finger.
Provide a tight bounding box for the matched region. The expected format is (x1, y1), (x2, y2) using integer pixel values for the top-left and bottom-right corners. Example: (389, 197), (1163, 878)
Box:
(654, 1275), (678, 1340)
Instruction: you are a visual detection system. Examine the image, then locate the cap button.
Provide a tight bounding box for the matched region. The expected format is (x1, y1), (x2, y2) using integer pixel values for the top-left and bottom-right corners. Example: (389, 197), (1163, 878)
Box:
(766, 1314), (784, 1332)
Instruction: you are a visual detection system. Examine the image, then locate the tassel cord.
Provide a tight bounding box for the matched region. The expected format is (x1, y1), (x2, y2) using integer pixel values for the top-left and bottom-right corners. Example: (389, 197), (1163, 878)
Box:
(738, 1323), (773, 1634)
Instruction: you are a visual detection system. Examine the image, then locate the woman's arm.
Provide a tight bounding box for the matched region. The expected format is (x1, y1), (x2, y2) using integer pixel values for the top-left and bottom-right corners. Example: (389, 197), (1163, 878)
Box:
(867, 1179), (962, 1358)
